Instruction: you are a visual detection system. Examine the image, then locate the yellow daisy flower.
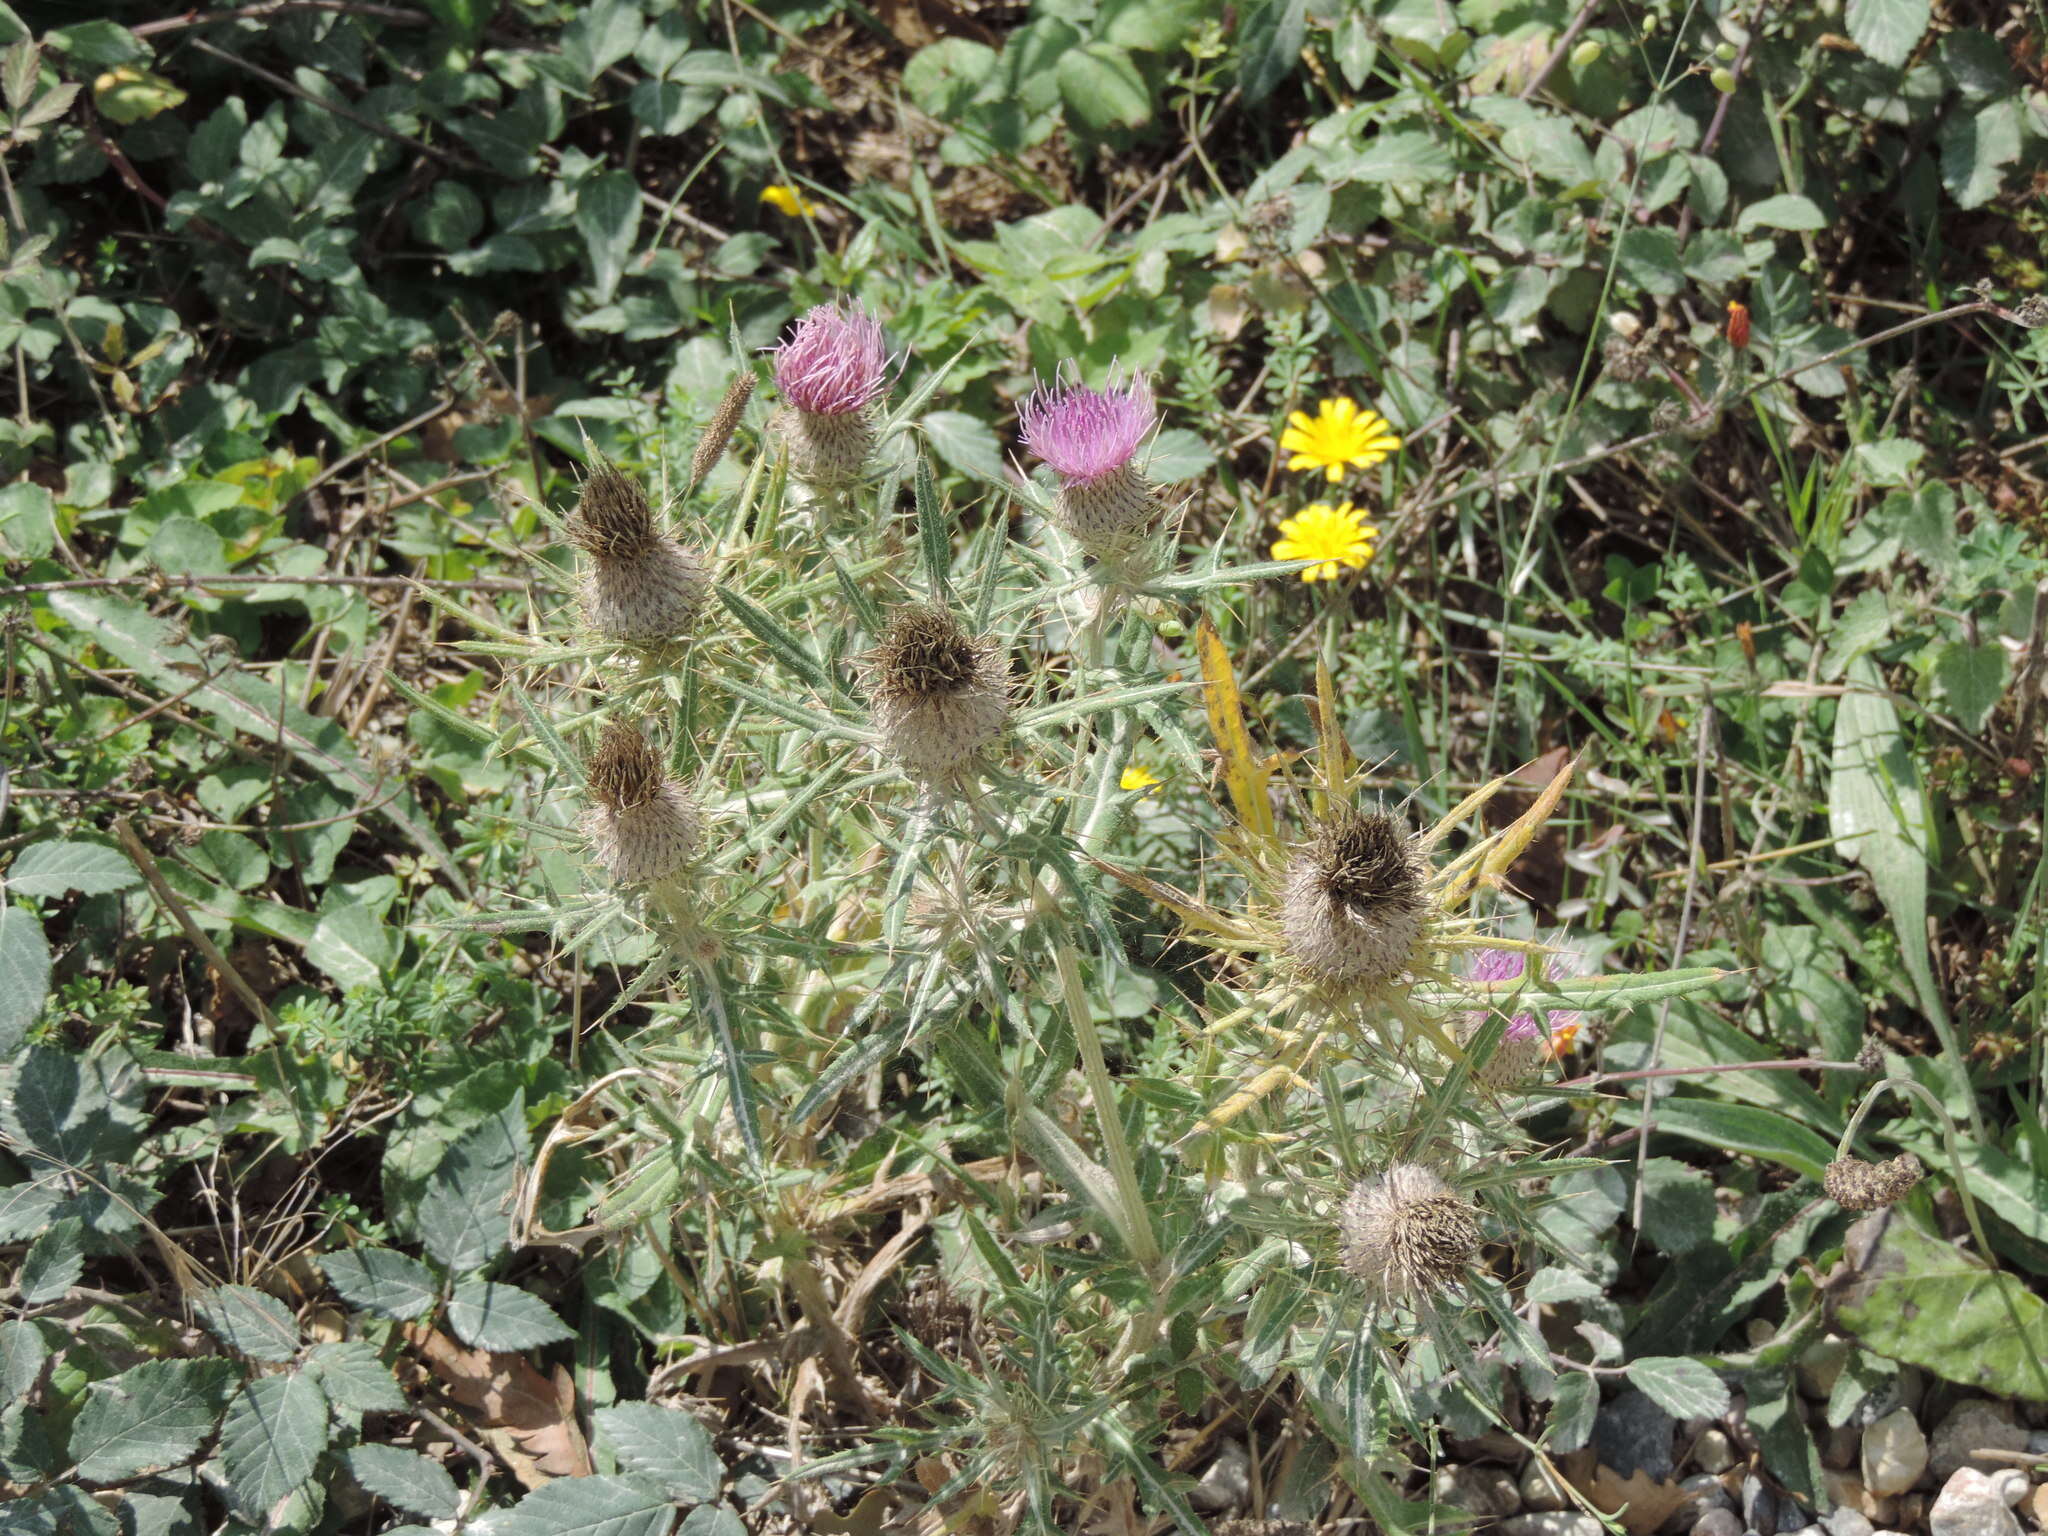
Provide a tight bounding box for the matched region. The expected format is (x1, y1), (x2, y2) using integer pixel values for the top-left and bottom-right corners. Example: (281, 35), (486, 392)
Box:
(1271, 502), (1379, 583)
(759, 184), (819, 217)
(1280, 397), (1402, 482)
(1120, 763), (1163, 795)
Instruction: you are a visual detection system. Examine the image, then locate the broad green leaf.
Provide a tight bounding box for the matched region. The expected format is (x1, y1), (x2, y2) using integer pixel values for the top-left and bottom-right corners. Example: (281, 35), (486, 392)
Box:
(0, 1319), (48, 1399)
(1846, 0), (1930, 68)
(0, 905), (50, 1053)
(416, 1102), (524, 1273)
(677, 1509), (745, 1536)
(1057, 43), (1151, 133)
(1626, 1355), (1732, 1419)
(347, 1443), (461, 1518)
(0, 480), (55, 558)
(18, 1217), (83, 1305)
(495, 1474), (679, 1536)
(1636, 1159), (1716, 1258)
(2, 1044), (149, 1168)
(306, 902), (399, 992)
(446, 1280), (575, 1350)
(71, 1357), (237, 1485)
(576, 171), (640, 305)
(305, 1340), (406, 1414)
(1833, 1217), (2048, 1400)
(6, 840), (140, 899)
(1549, 1369), (1597, 1452)
(1238, 0), (1308, 102)
(144, 515), (225, 575)
(1616, 1097), (1836, 1181)
(220, 1375), (331, 1519)
(1737, 194), (1827, 233)
(195, 1284), (301, 1362)
(1931, 641), (2009, 732)
(593, 1402), (724, 1504)
(903, 39), (998, 117)
(323, 1247), (440, 1319)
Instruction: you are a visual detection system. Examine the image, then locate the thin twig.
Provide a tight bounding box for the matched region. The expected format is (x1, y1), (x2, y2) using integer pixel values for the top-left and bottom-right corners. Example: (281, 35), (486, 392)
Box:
(0, 571), (527, 599)
(134, 1), (429, 34)
(1519, 0), (1602, 101)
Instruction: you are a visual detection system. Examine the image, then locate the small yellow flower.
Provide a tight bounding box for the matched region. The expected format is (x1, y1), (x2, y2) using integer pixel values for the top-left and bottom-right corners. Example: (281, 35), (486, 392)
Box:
(1120, 763), (1163, 795)
(1271, 502), (1379, 583)
(1280, 397), (1403, 483)
(759, 184), (819, 217)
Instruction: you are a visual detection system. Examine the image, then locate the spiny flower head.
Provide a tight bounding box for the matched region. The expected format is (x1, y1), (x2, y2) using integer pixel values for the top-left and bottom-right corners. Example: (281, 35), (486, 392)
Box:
(1280, 396), (1402, 482)
(1279, 811), (1428, 988)
(1824, 1152), (1924, 1212)
(582, 722), (701, 887)
(772, 301), (889, 416)
(1271, 501), (1378, 583)
(1019, 373), (1155, 485)
(1339, 1163), (1481, 1304)
(565, 459), (708, 645)
(865, 605), (1010, 781)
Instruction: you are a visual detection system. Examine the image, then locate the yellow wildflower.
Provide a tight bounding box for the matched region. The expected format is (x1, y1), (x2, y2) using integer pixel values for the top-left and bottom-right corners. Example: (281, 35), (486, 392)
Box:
(759, 184), (819, 217)
(1280, 397), (1402, 482)
(1120, 763), (1163, 795)
(1271, 502), (1379, 583)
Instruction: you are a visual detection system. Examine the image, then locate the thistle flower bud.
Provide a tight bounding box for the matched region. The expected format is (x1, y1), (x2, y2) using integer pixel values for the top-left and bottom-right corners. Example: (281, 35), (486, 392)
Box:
(1279, 811), (1427, 987)
(769, 302), (890, 489)
(1339, 1163), (1481, 1303)
(865, 605), (1010, 781)
(582, 722), (701, 886)
(565, 460), (709, 645)
(1018, 372), (1160, 556)
(1824, 1153), (1923, 1212)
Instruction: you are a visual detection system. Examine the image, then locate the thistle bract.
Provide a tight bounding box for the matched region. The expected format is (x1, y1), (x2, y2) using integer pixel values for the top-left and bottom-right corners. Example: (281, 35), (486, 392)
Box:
(1279, 811), (1427, 988)
(865, 605), (1010, 781)
(582, 723), (701, 887)
(1339, 1163), (1481, 1304)
(565, 460), (708, 645)
(770, 302), (889, 488)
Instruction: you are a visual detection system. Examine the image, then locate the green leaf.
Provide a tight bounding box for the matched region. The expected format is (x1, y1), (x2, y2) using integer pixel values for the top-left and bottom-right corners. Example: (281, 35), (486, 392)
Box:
(903, 39), (998, 117)
(195, 1284), (301, 1363)
(220, 1375), (331, 1520)
(1056, 43), (1151, 133)
(304, 1340), (407, 1414)
(1942, 97), (2026, 212)
(1850, 437), (1925, 486)
(1617, 1097), (1837, 1181)
(324, 1247), (440, 1319)
(1931, 641), (2009, 733)
(677, 1509), (745, 1536)
(446, 1280), (575, 1350)
(576, 171), (640, 305)
(0, 481), (56, 559)
(0, 1320), (48, 1399)
(18, 1217), (83, 1305)
(594, 1402), (724, 1505)
(495, 1474), (680, 1536)
(306, 902), (399, 992)
(1625, 1355), (1732, 1419)
(347, 1443), (461, 1518)
(6, 840), (141, 899)
(1238, 0), (1308, 102)
(1549, 1369), (1598, 1452)
(144, 516), (225, 576)
(1637, 1159), (1716, 1258)
(1846, 0), (1930, 68)
(416, 1102), (524, 1273)
(920, 411), (1007, 485)
(1737, 194), (1828, 233)
(2, 1044), (149, 1168)
(1833, 1217), (2048, 1400)
(71, 1357), (238, 1485)
(0, 905), (50, 1053)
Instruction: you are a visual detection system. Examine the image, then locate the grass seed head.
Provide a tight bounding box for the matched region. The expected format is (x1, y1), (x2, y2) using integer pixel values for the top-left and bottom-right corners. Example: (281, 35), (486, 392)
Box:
(866, 605), (1010, 779)
(583, 723), (701, 886)
(1280, 810), (1427, 986)
(1823, 1152), (1924, 1212)
(1339, 1162), (1481, 1304)
(689, 367), (756, 490)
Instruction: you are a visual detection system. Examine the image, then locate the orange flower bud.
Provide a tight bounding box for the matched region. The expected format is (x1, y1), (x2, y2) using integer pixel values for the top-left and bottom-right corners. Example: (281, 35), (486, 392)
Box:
(1726, 300), (1751, 350)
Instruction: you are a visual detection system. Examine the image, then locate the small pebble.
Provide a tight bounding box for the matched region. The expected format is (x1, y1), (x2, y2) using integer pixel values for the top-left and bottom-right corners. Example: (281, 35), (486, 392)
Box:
(1823, 1509), (1874, 1536)
(1693, 1429), (1737, 1475)
(1930, 1467), (2024, 1536)
(1520, 1460), (1572, 1514)
(2027, 1484), (2048, 1529)
(1693, 1511), (1743, 1536)
(1798, 1336), (1853, 1402)
(1433, 1464), (1521, 1520)
(1863, 1407), (1929, 1497)
(1823, 1469), (1889, 1524)
(1502, 1514), (1604, 1536)
(1823, 1423), (1863, 1472)
(1778, 1500), (1813, 1533)
(1933, 1402), (2031, 1483)
(1743, 1474), (1777, 1534)
(1190, 1440), (1250, 1513)
(1988, 1471), (2028, 1510)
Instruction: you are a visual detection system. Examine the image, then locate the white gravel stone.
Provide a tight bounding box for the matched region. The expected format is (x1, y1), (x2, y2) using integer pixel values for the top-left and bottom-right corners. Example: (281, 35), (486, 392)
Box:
(1931, 1468), (2025, 1536)
(1502, 1513), (1604, 1536)
(1520, 1460), (1572, 1514)
(1190, 1440), (1250, 1513)
(1691, 1428), (1737, 1475)
(1863, 1407), (1929, 1497)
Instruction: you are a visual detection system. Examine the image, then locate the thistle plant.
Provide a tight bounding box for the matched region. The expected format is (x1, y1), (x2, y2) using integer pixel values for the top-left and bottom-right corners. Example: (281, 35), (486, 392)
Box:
(564, 457), (709, 646)
(863, 603), (1012, 784)
(1019, 371), (1162, 561)
(769, 300), (890, 490)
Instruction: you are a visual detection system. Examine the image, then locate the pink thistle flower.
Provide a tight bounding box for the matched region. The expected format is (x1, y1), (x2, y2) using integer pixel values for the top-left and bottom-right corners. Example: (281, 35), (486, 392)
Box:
(1019, 374), (1156, 484)
(1464, 944), (1584, 1090)
(772, 302), (889, 416)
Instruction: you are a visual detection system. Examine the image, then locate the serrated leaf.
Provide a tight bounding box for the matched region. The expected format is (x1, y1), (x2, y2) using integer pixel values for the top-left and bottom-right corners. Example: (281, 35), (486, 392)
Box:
(1, 1044), (148, 1168)
(19, 1216), (83, 1304)
(347, 1443), (461, 1518)
(445, 1280), (574, 1350)
(306, 902), (398, 993)
(305, 1340), (407, 1414)
(70, 1357), (238, 1485)
(0, 905), (51, 1053)
(594, 1402), (723, 1504)
(575, 170), (639, 305)
(416, 1104), (523, 1273)
(323, 1247), (440, 1319)
(1626, 1355), (1732, 1419)
(0, 1320), (49, 1398)
(494, 1473), (679, 1536)
(195, 1284), (301, 1363)
(220, 1374), (330, 1519)
(5, 840), (140, 899)
(1846, 0), (1929, 68)
(1931, 640), (2008, 733)
(1549, 1368), (1598, 1452)
(676, 1509), (744, 1536)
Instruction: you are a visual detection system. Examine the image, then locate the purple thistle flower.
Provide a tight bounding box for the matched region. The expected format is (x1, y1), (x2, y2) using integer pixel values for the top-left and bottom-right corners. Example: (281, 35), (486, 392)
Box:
(1020, 374), (1156, 485)
(1467, 946), (1583, 1044)
(773, 302), (889, 416)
